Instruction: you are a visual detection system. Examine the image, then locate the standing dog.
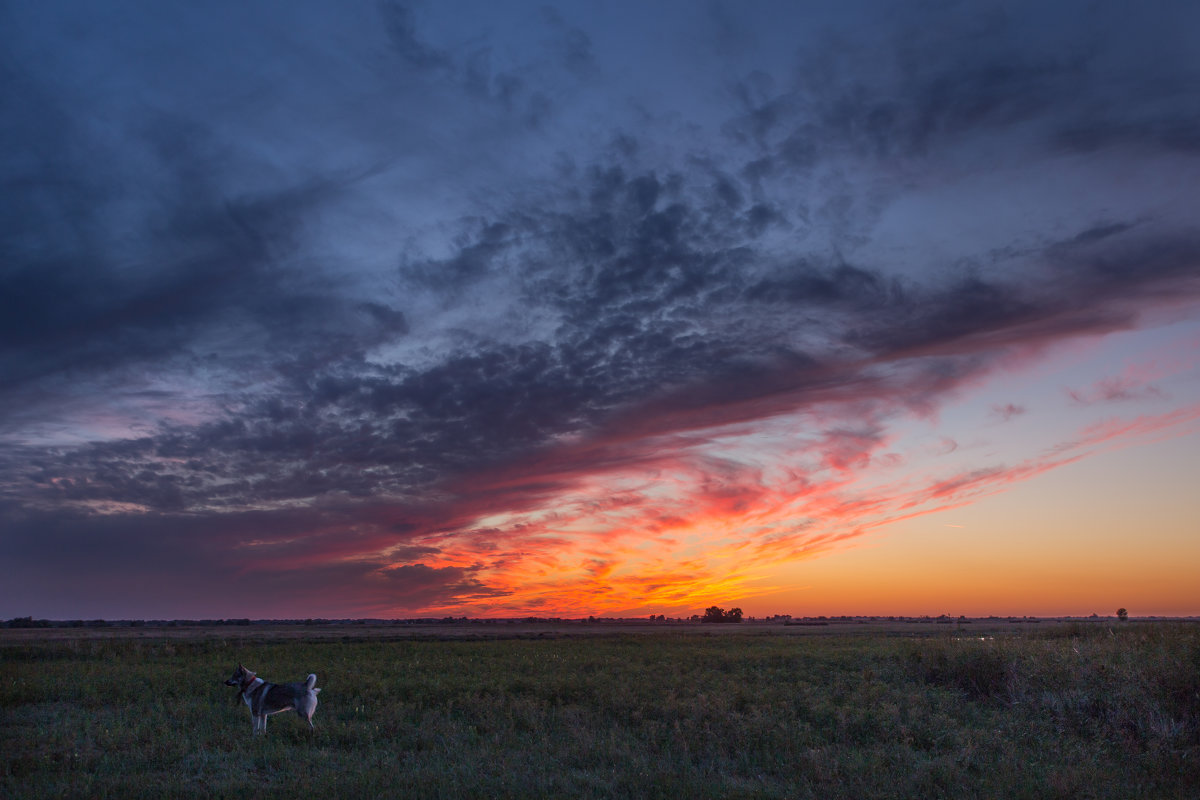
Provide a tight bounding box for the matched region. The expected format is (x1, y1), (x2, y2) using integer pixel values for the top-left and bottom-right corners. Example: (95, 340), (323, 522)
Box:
(224, 663), (321, 733)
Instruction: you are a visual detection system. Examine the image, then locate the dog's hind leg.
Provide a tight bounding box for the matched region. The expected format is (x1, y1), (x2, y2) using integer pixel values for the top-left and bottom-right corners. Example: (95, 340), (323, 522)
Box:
(297, 691), (318, 730)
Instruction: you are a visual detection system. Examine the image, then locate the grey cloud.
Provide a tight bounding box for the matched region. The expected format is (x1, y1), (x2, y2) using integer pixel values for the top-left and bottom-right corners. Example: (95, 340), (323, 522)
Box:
(0, 503), (423, 617)
(380, 2), (454, 72)
(0, 90), (400, 394)
(540, 6), (597, 78)
(382, 563), (509, 607)
(991, 403), (1027, 422)
(719, 1), (1199, 188)
(1068, 378), (1165, 407)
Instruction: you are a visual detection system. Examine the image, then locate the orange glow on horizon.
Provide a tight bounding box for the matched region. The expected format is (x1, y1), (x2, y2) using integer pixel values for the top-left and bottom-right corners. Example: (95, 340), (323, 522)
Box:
(326, 399), (1200, 619)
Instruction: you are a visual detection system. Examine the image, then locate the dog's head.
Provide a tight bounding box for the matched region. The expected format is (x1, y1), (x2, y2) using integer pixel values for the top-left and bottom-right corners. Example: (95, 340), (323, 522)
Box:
(224, 663), (255, 688)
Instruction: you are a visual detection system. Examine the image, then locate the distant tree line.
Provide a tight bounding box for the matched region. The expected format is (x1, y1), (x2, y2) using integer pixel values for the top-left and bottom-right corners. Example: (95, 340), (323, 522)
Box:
(2, 611), (1140, 629)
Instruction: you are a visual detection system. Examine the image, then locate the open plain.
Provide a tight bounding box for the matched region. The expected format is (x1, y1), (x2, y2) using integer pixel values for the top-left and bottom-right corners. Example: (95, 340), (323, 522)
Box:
(3, 620), (1198, 798)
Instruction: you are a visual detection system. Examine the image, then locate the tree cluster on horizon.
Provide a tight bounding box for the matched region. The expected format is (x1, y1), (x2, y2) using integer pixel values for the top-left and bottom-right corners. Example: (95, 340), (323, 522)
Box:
(700, 606), (744, 624)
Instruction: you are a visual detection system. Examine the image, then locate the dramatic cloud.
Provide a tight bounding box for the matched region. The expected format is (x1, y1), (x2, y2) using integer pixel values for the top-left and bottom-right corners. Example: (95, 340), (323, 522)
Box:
(2, 1), (1199, 618)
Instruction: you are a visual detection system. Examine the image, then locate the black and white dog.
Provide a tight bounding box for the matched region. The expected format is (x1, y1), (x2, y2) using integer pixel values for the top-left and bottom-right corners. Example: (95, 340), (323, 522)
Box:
(224, 663), (321, 734)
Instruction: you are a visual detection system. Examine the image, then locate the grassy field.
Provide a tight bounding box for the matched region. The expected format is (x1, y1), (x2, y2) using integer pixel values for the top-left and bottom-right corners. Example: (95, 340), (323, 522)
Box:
(3, 623), (1198, 798)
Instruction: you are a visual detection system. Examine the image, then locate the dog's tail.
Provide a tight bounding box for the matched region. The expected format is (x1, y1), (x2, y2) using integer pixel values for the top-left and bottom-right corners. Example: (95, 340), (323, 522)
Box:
(306, 673), (321, 693)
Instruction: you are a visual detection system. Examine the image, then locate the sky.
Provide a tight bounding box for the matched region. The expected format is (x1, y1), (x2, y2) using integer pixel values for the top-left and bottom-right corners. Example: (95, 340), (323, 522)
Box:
(2, 0), (1199, 620)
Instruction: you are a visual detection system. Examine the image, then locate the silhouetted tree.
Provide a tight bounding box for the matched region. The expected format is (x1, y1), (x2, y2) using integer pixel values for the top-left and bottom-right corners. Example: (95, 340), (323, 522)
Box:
(1117, 608), (1128, 621)
(701, 606), (743, 623)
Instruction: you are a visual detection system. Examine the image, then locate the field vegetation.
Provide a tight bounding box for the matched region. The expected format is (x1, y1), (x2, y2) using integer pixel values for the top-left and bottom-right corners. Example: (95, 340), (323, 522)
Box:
(3, 622), (1198, 798)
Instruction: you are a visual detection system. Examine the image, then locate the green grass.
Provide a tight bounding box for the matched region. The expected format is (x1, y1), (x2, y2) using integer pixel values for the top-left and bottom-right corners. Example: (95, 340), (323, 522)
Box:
(3, 625), (1198, 798)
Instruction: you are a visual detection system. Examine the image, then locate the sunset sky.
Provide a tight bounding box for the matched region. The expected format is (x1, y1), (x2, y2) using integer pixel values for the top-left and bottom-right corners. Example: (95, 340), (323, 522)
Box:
(3, 1), (1199, 620)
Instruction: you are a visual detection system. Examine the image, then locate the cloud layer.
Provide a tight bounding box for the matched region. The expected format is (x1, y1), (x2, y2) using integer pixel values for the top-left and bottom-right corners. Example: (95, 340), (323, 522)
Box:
(2, 1), (1199, 617)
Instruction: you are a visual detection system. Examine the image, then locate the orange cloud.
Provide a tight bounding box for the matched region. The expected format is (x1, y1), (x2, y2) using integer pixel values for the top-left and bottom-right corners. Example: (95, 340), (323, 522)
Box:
(383, 398), (1200, 616)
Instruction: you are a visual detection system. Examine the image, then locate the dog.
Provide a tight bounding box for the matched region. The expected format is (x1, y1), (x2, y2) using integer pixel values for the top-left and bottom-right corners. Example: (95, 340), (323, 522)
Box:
(224, 663), (321, 733)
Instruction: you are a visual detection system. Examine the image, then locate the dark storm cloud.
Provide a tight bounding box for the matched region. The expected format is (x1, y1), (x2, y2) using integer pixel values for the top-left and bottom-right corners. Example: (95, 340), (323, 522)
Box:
(2, 0), (1199, 616)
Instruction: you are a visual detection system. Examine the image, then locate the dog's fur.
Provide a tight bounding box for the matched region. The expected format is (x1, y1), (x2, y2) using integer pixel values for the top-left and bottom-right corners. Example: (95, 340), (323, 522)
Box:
(224, 663), (321, 734)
